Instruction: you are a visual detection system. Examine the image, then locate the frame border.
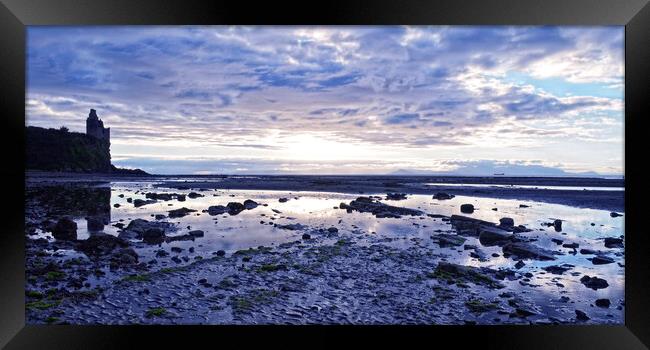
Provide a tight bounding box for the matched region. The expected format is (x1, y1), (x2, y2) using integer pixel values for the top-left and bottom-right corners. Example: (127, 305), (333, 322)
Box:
(1, 0), (648, 348)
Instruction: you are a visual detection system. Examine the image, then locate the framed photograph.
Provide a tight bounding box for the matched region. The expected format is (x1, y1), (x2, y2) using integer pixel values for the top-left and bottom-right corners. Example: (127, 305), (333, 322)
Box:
(1, 0), (649, 348)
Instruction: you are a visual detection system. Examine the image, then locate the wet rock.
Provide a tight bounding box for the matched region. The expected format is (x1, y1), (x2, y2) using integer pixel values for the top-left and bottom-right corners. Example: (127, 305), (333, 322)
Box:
(243, 199), (259, 209)
(189, 230), (204, 237)
(207, 205), (227, 215)
(514, 260), (525, 269)
(188, 192), (204, 199)
(113, 203), (120, 208)
(562, 242), (579, 249)
(52, 217), (77, 240)
(226, 202), (245, 215)
(450, 215), (496, 236)
(580, 275), (609, 290)
(551, 238), (563, 245)
(478, 226), (513, 246)
(502, 242), (557, 261)
(460, 204), (474, 214)
(342, 197), (423, 218)
(279, 198), (289, 203)
(87, 217), (104, 232)
(77, 233), (129, 257)
(431, 234), (466, 247)
(154, 214), (166, 220)
(385, 193), (407, 200)
(142, 228), (165, 244)
(579, 248), (597, 255)
(433, 192), (454, 200)
(609, 212), (623, 218)
(470, 249), (488, 262)
(432, 262), (504, 289)
(168, 207), (197, 218)
(133, 199), (156, 207)
(164, 234), (195, 243)
(575, 310), (590, 321)
(542, 264), (572, 275)
(553, 219), (562, 232)
(111, 248), (138, 266)
(595, 298), (611, 308)
(302, 233), (311, 240)
(499, 217), (514, 227)
(604, 237), (624, 248)
(590, 255), (614, 265)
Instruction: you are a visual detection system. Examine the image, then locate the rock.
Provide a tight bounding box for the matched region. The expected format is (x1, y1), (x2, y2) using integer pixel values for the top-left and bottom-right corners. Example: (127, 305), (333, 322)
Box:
(164, 234), (195, 243)
(502, 242), (557, 261)
(177, 194), (186, 201)
(111, 248), (138, 266)
(171, 256), (182, 264)
(580, 248), (597, 255)
(514, 260), (525, 269)
(126, 198), (133, 203)
(52, 217), (77, 240)
(327, 227), (339, 233)
(168, 207), (197, 218)
(609, 212), (623, 218)
(243, 199), (259, 209)
(385, 193), (407, 200)
(216, 250), (225, 256)
(590, 255), (614, 265)
(562, 242), (579, 249)
(519, 204), (530, 208)
(226, 202), (245, 215)
(207, 205), (227, 215)
(113, 203), (121, 208)
(189, 230), (204, 237)
(155, 249), (169, 257)
(171, 247), (183, 253)
(449, 215), (496, 236)
(580, 275), (609, 290)
(478, 226), (513, 246)
(433, 192), (454, 200)
(499, 217), (514, 227)
(142, 228), (165, 244)
(279, 198), (289, 203)
(551, 238), (563, 245)
(431, 234), (466, 247)
(595, 298), (611, 308)
(553, 219), (562, 232)
(87, 217), (105, 232)
(154, 214), (166, 220)
(433, 262), (504, 289)
(470, 249), (488, 262)
(77, 233), (129, 257)
(133, 199), (156, 207)
(188, 192), (204, 199)
(302, 233), (311, 240)
(575, 310), (590, 321)
(276, 223), (307, 231)
(342, 197), (423, 218)
(604, 237), (624, 248)
(460, 204), (474, 214)
(117, 230), (139, 240)
(542, 264), (572, 275)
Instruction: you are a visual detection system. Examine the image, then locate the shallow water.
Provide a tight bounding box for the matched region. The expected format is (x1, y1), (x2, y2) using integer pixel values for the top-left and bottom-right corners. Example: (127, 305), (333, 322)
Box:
(27, 181), (625, 324)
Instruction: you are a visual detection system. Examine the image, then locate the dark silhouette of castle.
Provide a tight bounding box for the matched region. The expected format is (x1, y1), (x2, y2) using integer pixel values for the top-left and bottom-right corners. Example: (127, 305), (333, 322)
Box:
(86, 109), (110, 144)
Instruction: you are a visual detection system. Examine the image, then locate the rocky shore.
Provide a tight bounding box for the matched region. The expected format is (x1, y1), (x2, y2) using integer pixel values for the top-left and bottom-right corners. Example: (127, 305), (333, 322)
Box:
(24, 175), (625, 325)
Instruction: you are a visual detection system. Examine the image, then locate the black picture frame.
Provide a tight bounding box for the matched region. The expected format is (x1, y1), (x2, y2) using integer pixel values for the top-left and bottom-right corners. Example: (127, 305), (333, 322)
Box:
(1, 0), (648, 348)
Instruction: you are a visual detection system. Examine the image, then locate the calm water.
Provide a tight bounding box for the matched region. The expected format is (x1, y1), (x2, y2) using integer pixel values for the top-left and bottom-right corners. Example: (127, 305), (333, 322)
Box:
(30, 181), (625, 323)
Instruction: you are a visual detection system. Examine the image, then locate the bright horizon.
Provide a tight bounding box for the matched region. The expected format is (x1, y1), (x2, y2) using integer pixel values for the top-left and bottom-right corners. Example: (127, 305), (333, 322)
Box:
(26, 26), (624, 176)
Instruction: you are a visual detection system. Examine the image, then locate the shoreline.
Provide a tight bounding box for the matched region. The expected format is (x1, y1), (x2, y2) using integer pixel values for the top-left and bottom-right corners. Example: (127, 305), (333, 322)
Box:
(26, 172), (625, 212)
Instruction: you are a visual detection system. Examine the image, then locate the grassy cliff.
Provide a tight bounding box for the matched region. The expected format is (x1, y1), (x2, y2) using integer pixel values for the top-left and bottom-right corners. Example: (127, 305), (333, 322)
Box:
(26, 126), (112, 173)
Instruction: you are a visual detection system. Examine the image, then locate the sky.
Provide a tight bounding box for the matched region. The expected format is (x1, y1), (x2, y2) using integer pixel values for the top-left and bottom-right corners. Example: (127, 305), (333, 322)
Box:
(26, 26), (624, 176)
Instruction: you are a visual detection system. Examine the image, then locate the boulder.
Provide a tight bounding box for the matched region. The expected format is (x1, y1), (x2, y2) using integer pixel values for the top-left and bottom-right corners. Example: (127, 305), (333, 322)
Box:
(499, 217), (515, 227)
(77, 233), (129, 257)
(575, 310), (590, 321)
(243, 199), (259, 209)
(460, 204), (474, 214)
(502, 242), (557, 261)
(52, 217), (77, 240)
(207, 205), (227, 215)
(580, 275), (609, 290)
(595, 299), (611, 308)
(590, 255), (614, 265)
(478, 226), (513, 246)
(279, 198), (289, 203)
(168, 207), (197, 218)
(226, 202), (245, 215)
(604, 237), (624, 248)
(433, 192), (454, 200)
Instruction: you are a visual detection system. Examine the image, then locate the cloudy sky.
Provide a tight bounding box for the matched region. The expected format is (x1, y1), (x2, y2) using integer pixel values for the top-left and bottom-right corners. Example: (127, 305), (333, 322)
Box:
(26, 26), (624, 176)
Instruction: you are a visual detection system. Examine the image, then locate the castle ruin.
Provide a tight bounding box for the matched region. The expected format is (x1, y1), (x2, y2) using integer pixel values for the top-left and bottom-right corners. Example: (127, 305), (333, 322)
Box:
(86, 108), (110, 144)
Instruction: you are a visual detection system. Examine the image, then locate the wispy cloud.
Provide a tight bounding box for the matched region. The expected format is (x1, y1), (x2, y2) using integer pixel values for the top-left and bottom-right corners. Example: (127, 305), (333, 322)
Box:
(26, 26), (624, 175)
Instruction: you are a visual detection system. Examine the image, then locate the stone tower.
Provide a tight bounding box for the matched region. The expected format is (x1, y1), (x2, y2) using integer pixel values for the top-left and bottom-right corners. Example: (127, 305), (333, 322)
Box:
(86, 109), (110, 144)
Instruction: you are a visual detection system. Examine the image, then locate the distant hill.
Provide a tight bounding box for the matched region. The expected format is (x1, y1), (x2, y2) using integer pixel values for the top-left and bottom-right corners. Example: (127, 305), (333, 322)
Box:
(26, 126), (148, 175)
